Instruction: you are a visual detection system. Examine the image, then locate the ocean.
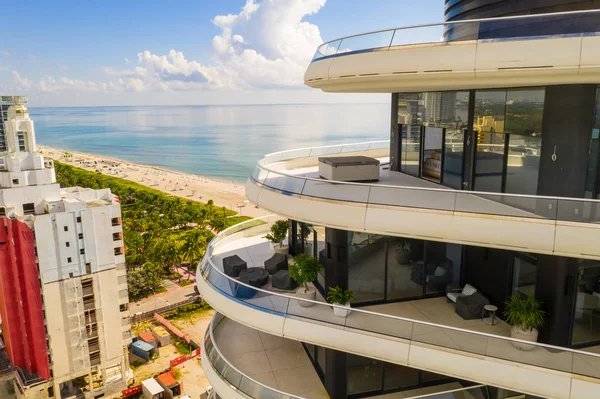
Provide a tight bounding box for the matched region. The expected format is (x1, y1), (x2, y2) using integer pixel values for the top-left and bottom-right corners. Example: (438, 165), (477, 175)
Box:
(30, 103), (390, 183)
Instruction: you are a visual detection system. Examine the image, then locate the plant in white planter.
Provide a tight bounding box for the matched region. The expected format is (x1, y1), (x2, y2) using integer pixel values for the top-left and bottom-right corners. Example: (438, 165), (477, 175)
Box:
(289, 254), (322, 307)
(264, 220), (289, 255)
(327, 286), (354, 317)
(394, 240), (411, 264)
(299, 224), (314, 255)
(503, 295), (545, 351)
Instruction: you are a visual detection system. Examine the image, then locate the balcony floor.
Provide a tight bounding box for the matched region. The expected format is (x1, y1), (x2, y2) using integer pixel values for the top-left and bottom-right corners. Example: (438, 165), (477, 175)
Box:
(211, 235), (600, 378)
(271, 158), (543, 219)
(214, 316), (329, 399)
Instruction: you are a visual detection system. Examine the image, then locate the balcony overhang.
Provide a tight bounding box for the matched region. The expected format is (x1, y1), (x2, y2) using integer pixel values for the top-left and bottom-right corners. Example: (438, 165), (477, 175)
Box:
(197, 218), (600, 399)
(305, 35), (600, 93)
(246, 142), (600, 260)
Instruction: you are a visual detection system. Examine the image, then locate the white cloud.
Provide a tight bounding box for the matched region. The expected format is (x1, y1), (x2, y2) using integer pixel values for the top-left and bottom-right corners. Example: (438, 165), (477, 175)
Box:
(39, 75), (117, 93)
(0, 51), (10, 57)
(12, 71), (32, 89)
(8, 0), (328, 98)
(209, 0), (326, 88)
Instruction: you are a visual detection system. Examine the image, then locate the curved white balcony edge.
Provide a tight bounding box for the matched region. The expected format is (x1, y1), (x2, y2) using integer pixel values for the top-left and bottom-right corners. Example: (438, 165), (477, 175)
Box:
(305, 35), (600, 93)
(305, 10), (600, 93)
(246, 141), (600, 260)
(201, 312), (303, 399)
(196, 217), (600, 399)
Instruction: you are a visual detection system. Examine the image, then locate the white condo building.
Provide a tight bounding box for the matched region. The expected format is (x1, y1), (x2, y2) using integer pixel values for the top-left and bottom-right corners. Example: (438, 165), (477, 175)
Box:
(198, 3), (600, 399)
(0, 95), (130, 399)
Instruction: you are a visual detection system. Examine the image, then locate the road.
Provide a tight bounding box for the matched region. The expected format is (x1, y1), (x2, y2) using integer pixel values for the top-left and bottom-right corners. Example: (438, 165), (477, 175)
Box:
(129, 283), (197, 316)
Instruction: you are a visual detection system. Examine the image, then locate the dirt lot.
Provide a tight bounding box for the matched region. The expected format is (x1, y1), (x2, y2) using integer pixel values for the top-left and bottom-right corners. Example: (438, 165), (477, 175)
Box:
(130, 307), (215, 397)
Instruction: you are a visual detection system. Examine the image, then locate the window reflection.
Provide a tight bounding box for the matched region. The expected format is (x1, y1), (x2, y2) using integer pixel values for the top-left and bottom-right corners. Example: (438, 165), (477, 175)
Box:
(348, 233), (386, 303)
(505, 89), (544, 136)
(512, 255), (537, 297)
(505, 135), (541, 195)
(474, 91), (506, 134)
(400, 125), (421, 177)
(474, 133), (505, 193)
(572, 259), (600, 346)
(346, 353), (453, 396)
(388, 238), (424, 301)
(314, 226), (326, 289)
(586, 88), (600, 198)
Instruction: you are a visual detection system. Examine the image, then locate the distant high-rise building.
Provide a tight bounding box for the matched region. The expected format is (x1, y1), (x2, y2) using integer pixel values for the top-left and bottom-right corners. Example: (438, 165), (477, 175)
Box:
(0, 96), (130, 399)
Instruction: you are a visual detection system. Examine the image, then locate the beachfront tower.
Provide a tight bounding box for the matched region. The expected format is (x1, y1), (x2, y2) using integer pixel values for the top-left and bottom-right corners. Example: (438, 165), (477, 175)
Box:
(0, 96), (130, 399)
(198, 3), (600, 399)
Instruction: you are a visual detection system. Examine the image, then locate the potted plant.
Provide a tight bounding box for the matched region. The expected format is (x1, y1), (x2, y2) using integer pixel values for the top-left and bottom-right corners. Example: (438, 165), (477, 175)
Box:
(394, 240), (411, 264)
(503, 295), (545, 351)
(264, 220), (289, 255)
(299, 224), (313, 255)
(327, 286), (354, 317)
(289, 254), (322, 307)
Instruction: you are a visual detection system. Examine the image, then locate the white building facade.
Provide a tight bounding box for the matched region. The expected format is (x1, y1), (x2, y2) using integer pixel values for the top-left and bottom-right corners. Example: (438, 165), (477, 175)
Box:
(0, 96), (130, 399)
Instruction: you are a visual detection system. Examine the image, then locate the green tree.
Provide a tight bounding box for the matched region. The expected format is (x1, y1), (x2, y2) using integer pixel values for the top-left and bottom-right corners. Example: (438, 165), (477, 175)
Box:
(209, 216), (227, 233)
(181, 230), (209, 278)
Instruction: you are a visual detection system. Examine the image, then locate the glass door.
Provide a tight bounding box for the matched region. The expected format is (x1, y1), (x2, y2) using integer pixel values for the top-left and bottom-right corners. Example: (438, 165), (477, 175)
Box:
(421, 127), (444, 183)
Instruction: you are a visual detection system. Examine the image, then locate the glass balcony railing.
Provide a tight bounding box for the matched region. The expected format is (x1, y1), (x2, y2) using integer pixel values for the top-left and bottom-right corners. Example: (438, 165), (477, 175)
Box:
(312, 9), (600, 62)
(250, 140), (600, 224)
(203, 312), (303, 399)
(198, 217), (600, 381)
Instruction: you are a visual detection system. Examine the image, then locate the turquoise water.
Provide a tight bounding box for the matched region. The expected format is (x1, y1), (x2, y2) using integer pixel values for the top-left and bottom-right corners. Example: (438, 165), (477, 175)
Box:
(30, 104), (389, 182)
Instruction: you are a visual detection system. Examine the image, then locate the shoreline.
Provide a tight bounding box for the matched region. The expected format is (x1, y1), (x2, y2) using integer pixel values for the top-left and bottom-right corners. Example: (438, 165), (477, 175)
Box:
(39, 144), (269, 218)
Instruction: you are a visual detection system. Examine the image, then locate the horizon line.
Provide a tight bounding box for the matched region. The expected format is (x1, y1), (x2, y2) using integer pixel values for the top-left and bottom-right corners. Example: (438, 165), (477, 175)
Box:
(28, 102), (390, 109)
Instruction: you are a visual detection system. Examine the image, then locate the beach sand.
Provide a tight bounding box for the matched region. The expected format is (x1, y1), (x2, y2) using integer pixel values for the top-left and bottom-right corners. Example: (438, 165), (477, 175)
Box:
(38, 145), (269, 218)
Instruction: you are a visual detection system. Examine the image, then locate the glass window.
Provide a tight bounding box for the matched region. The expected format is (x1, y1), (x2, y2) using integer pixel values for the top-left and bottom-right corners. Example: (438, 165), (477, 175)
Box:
(348, 233), (386, 303)
(572, 260), (600, 346)
(347, 355), (383, 396)
(422, 127), (443, 182)
(440, 91), (470, 189)
(586, 88), (600, 198)
(316, 345), (326, 377)
(401, 125), (421, 177)
(474, 91), (506, 134)
(443, 134), (465, 189)
(397, 93), (423, 126)
(383, 363), (419, 390)
(17, 131), (26, 151)
(505, 89), (545, 136)
(425, 242), (462, 296)
(474, 133), (505, 193)
(505, 134), (542, 195)
(387, 238), (424, 300)
(314, 226), (326, 289)
(512, 255), (537, 297)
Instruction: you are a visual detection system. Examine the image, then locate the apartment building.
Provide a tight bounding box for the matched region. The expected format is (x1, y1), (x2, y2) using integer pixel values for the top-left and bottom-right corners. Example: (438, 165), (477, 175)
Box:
(0, 96), (130, 399)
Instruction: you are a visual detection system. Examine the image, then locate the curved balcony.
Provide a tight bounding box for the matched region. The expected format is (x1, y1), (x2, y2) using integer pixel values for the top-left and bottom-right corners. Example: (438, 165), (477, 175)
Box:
(304, 10), (600, 93)
(202, 312), (313, 399)
(246, 141), (600, 260)
(197, 217), (600, 399)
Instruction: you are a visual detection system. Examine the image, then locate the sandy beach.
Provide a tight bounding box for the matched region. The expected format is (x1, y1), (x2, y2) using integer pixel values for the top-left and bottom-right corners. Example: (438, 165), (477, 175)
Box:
(38, 145), (269, 218)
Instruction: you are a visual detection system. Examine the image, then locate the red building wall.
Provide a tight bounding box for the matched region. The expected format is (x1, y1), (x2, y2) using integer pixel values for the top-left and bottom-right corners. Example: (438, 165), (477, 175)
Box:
(0, 218), (50, 380)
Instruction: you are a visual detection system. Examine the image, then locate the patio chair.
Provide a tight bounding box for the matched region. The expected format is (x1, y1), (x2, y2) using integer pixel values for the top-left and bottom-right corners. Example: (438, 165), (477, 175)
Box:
(446, 283), (477, 303)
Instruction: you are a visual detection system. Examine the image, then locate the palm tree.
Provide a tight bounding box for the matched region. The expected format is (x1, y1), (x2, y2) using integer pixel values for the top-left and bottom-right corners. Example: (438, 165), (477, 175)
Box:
(181, 230), (208, 279)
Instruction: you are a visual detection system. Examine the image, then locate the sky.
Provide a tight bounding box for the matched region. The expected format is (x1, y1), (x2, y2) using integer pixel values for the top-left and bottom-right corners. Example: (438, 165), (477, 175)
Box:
(0, 0), (444, 107)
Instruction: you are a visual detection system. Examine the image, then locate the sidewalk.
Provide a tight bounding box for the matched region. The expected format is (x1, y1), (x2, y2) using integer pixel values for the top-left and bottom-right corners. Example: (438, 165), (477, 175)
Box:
(130, 283), (197, 316)
(174, 265), (197, 283)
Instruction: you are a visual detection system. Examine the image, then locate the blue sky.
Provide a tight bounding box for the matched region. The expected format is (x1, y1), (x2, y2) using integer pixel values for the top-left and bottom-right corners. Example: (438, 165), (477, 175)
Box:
(0, 0), (444, 106)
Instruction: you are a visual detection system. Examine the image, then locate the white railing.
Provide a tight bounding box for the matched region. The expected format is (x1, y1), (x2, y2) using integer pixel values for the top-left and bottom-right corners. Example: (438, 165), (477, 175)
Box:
(203, 312), (303, 399)
(251, 140), (600, 223)
(198, 216), (600, 381)
(312, 9), (600, 61)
